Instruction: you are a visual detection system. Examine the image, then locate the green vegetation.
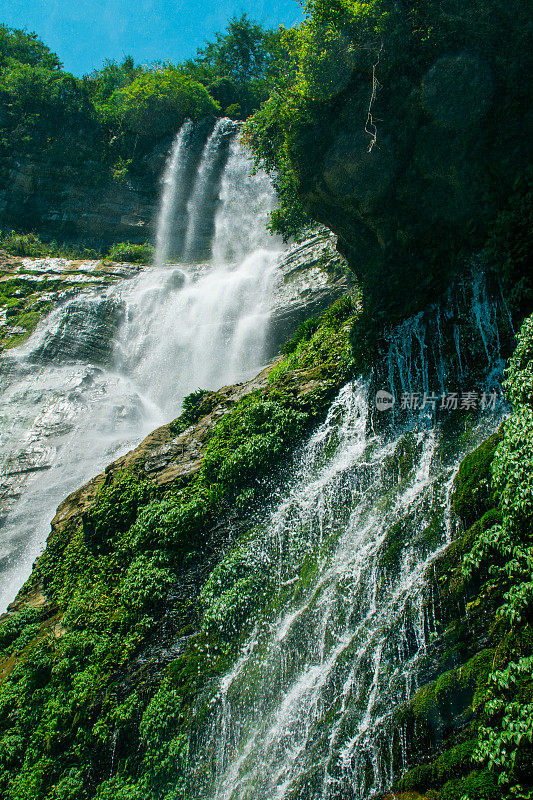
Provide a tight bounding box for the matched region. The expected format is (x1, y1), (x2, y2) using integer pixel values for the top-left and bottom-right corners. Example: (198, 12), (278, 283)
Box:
(104, 71), (218, 137)
(281, 316), (320, 355)
(106, 242), (154, 263)
(0, 230), (157, 264)
(0, 16), (301, 252)
(462, 315), (533, 799)
(0, 272), (66, 350)
(395, 316), (533, 800)
(0, 236), (142, 352)
(268, 293), (354, 383)
(0, 0), (531, 795)
(452, 430), (503, 528)
(0, 16), (293, 202)
(0, 230), (100, 259)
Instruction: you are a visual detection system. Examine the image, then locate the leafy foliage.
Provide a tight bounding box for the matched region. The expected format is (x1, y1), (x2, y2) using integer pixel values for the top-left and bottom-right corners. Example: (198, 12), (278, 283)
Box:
(0, 230), (99, 259)
(0, 25), (60, 70)
(459, 314), (533, 798)
(106, 70), (218, 137)
(107, 242), (155, 263)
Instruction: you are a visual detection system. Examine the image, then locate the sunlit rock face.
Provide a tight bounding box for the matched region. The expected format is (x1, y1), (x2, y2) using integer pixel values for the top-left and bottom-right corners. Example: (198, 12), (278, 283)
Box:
(267, 229), (351, 357)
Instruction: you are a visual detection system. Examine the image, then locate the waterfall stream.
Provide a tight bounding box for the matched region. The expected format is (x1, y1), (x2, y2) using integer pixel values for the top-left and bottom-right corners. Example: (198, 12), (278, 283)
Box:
(194, 387), (501, 800)
(188, 281), (508, 800)
(0, 120), (282, 612)
(154, 120), (194, 269)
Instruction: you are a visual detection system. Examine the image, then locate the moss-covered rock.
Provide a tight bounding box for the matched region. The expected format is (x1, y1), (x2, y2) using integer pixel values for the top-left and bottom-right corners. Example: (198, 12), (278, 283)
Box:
(452, 429), (502, 527)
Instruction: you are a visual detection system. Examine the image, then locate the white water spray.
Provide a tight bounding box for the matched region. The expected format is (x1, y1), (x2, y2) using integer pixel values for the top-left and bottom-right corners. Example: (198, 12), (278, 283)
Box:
(195, 382), (502, 800)
(189, 286), (508, 800)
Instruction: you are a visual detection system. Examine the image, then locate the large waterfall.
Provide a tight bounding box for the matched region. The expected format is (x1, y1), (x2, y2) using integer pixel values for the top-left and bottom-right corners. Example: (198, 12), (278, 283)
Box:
(0, 120), (282, 612)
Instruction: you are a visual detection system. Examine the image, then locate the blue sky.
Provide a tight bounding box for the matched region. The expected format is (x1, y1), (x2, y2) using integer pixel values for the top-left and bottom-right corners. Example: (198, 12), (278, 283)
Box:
(0, 0), (304, 76)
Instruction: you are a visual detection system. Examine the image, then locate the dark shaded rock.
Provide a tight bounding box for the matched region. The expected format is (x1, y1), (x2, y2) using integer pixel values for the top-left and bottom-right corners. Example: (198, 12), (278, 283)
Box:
(282, 0), (532, 319)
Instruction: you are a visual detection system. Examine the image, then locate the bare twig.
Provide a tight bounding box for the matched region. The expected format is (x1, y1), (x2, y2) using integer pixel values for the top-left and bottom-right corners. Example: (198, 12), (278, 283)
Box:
(365, 42), (383, 152)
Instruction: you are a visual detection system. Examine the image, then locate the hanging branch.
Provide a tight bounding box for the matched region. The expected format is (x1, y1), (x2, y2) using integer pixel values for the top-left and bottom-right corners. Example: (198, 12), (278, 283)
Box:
(365, 42), (383, 152)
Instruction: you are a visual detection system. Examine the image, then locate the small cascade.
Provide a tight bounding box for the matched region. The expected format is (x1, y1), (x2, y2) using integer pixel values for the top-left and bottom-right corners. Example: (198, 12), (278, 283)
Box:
(154, 120), (194, 268)
(183, 118), (239, 262)
(187, 286), (508, 800)
(378, 267), (511, 410)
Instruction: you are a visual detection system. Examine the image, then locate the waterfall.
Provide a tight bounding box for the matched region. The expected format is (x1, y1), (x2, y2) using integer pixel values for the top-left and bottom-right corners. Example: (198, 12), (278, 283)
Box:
(0, 121), (282, 612)
(187, 286), (508, 800)
(183, 118), (239, 262)
(154, 120), (193, 268)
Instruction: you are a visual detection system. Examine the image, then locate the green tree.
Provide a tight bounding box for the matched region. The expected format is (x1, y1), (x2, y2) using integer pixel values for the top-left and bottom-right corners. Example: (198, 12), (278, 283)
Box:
(85, 55), (145, 105)
(0, 24), (61, 70)
(197, 14), (270, 84)
(106, 69), (219, 136)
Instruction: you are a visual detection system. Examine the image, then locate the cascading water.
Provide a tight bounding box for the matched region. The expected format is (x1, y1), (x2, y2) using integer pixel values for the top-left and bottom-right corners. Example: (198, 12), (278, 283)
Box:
(154, 120), (194, 268)
(183, 118), (239, 263)
(188, 280), (508, 800)
(0, 120), (282, 612)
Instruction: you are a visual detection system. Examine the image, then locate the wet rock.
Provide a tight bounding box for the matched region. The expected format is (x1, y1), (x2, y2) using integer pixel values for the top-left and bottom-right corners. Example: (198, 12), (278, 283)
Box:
(28, 297), (126, 365)
(267, 229), (350, 356)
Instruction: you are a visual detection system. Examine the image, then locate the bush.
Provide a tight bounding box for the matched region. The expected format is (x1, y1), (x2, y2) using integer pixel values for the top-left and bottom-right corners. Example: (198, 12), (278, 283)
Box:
(107, 242), (155, 263)
(120, 553), (174, 612)
(0, 229), (100, 259)
(82, 470), (152, 553)
(281, 317), (320, 355)
(0, 230), (46, 257)
(106, 70), (219, 136)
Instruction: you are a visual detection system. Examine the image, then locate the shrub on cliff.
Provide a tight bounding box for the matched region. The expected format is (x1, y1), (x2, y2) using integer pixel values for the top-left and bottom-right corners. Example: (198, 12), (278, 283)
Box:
(460, 314), (533, 798)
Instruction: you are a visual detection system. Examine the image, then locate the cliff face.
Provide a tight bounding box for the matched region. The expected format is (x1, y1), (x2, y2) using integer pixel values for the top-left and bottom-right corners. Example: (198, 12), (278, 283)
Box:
(0, 275), (531, 800)
(0, 142), (163, 247)
(266, 0), (532, 319)
(267, 228), (350, 356)
(0, 119), (217, 248)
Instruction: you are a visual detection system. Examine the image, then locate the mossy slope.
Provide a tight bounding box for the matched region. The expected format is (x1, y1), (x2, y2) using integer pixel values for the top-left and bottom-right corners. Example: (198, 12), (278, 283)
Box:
(0, 296), (355, 800)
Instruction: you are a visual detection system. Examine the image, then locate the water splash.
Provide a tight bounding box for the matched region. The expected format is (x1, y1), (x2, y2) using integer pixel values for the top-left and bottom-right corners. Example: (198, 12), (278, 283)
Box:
(193, 370), (503, 800)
